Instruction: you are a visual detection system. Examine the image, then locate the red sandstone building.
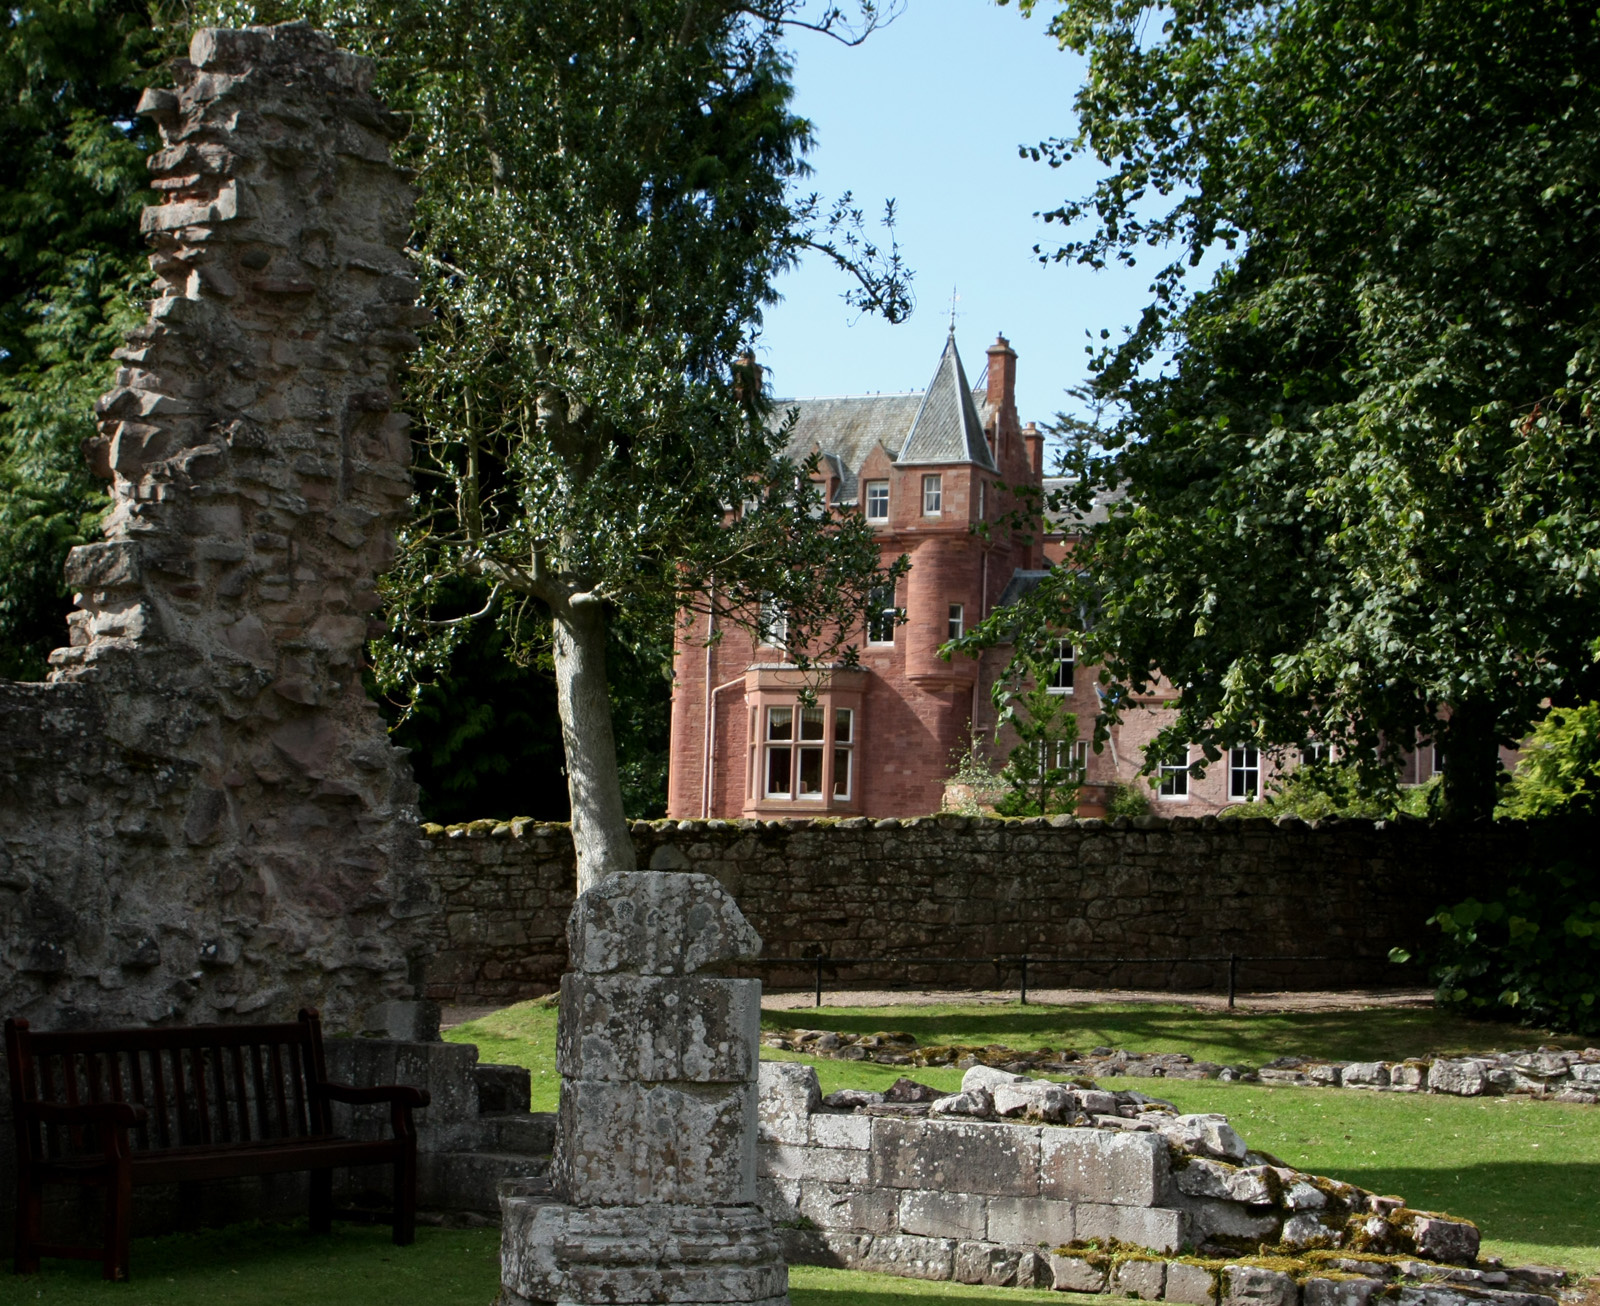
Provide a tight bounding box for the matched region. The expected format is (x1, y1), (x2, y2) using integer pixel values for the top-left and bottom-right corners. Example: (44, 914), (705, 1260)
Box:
(666, 332), (1090, 819)
(665, 333), (1467, 819)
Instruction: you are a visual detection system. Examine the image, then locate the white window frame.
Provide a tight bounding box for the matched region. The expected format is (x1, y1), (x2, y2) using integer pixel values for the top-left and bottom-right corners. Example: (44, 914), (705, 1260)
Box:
(864, 480), (889, 522)
(947, 603), (964, 641)
(833, 707), (854, 801)
(922, 474), (943, 516)
(867, 584), (899, 646)
(1228, 746), (1260, 801)
(1158, 749), (1191, 799)
(794, 704), (827, 800)
(763, 706), (794, 798)
(977, 481), (986, 520)
(758, 595), (787, 650)
(1047, 639), (1075, 695)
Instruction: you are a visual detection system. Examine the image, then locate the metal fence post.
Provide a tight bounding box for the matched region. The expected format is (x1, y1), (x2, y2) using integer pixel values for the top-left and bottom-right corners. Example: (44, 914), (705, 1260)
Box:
(1227, 953), (1238, 1010)
(815, 956), (823, 1009)
(1019, 956), (1028, 1006)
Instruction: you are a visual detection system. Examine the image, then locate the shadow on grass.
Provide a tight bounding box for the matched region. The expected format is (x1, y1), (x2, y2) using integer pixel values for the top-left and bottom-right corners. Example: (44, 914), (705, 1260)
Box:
(13, 1221), (501, 1304)
(761, 1004), (1578, 1065)
(1310, 1162), (1600, 1256)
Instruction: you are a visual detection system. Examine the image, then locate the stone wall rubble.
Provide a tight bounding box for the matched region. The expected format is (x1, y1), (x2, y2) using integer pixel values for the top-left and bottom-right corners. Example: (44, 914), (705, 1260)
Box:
(755, 1063), (1566, 1306)
(0, 23), (436, 1036)
(761, 1032), (1600, 1105)
(417, 815), (1598, 1006)
(499, 872), (788, 1306)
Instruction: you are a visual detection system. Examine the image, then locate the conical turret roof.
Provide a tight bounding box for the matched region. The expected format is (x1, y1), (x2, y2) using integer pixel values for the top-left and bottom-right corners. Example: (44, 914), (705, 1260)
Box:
(897, 332), (996, 469)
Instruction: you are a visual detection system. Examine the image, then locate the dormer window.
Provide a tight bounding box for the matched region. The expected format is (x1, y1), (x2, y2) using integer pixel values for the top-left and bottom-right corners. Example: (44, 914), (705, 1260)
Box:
(922, 474), (943, 516)
(865, 480), (889, 522)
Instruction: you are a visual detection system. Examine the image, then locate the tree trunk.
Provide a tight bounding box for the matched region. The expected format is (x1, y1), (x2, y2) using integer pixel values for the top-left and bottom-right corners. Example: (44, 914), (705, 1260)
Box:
(1440, 697), (1501, 822)
(551, 596), (637, 893)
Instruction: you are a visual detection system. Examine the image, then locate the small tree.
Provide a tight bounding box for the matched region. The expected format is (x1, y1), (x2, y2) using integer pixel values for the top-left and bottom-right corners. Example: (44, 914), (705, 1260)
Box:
(211, 0), (913, 890)
(992, 652), (1081, 817)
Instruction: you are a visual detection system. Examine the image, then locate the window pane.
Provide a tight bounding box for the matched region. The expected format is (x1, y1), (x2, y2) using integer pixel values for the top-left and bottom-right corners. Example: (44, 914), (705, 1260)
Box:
(835, 708), (853, 743)
(833, 747), (851, 798)
(767, 707), (792, 741)
(1229, 746), (1259, 799)
(922, 474), (942, 515)
(868, 584), (896, 643)
(948, 604), (964, 641)
(797, 746), (824, 795)
(866, 481), (889, 520)
(800, 706), (825, 740)
(766, 746), (791, 795)
(1050, 639), (1075, 692)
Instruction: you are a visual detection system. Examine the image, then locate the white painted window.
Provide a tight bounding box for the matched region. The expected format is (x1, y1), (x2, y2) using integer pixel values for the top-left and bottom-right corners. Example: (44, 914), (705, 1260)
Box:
(1229, 746), (1260, 800)
(867, 584), (899, 645)
(1301, 741), (1329, 766)
(758, 596), (786, 649)
(947, 604), (964, 641)
(795, 706), (826, 798)
(1047, 639), (1075, 694)
(764, 707), (793, 797)
(978, 481), (986, 520)
(865, 481), (889, 521)
(833, 708), (854, 800)
(1158, 749), (1191, 799)
(922, 474), (943, 516)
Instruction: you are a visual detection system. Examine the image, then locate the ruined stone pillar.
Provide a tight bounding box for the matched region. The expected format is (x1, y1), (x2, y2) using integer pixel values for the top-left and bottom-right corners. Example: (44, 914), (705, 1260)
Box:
(499, 872), (787, 1306)
(0, 24), (434, 1034)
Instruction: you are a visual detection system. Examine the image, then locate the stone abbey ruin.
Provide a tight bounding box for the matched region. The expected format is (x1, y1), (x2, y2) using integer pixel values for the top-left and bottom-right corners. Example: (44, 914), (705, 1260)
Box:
(0, 23), (1587, 1306)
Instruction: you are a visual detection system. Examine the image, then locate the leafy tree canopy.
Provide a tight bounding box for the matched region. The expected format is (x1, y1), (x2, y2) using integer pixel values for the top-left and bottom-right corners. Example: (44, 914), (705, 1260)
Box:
(988, 0), (1600, 819)
(0, 0), (171, 678)
(208, 0), (911, 884)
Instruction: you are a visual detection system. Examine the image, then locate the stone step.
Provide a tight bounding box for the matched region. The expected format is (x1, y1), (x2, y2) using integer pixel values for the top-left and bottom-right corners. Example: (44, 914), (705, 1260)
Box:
(480, 1110), (556, 1155)
(421, 1149), (552, 1215)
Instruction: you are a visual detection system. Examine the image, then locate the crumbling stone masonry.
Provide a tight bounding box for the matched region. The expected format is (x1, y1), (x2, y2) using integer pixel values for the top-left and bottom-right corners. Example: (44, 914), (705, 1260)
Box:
(500, 872), (788, 1306)
(0, 24), (436, 1036)
(755, 1064), (1564, 1306)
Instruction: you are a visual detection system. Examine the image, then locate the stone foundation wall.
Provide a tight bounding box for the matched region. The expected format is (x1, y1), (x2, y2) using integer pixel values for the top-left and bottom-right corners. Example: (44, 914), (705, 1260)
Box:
(751, 1064), (1557, 1306)
(419, 815), (1593, 1005)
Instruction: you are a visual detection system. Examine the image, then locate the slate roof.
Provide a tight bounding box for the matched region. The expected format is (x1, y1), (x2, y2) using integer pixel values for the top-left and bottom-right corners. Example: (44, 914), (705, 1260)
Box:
(773, 334), (997, 503)
(898, 333), (997, 470)
(1042, 476), (1126, 532)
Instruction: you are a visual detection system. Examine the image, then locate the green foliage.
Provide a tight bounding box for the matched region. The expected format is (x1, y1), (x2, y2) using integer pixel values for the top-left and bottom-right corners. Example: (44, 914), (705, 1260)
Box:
(1102, 780), (1149, 819)
(1403, 861), (1600, 1036)
(991, 652), (1081, 817)
(1498, 704), (1600, 821)
(942, 728), (1000, 817)
(994, 0), (1600, 821)
(0, 1), (175, 678)
(204, 0), (910, 850)
(1218, 763), (1439, 821)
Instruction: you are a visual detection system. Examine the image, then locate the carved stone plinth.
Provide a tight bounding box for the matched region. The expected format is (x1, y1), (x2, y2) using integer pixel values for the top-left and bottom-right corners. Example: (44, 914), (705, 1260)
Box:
(499, 872), (787, 1306)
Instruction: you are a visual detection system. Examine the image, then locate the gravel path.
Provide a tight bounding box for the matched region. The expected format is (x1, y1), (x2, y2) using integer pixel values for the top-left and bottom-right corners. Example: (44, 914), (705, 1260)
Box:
(758, 986), (1437, 1013)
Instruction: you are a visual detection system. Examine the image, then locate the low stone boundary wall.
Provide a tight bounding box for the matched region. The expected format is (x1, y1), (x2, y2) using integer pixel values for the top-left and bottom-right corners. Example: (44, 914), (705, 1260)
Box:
(419, 815), (1595, 1006)
(751, 1063), (1562, 1306)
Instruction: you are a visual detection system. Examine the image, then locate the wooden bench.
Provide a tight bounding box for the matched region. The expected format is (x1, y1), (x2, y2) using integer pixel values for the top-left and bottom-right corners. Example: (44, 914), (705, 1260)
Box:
(5, 1007), (429, 1281)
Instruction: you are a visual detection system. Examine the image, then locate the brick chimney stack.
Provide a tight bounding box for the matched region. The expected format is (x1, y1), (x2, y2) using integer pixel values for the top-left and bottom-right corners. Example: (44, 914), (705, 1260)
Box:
(986, 334), (1017, 414)
(1023, 421), (1044, 479)
(733, 350), (763, 403)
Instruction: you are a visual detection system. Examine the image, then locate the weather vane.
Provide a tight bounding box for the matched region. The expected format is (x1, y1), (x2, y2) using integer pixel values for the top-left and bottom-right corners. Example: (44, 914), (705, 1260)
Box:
(948, 287), (962, 334)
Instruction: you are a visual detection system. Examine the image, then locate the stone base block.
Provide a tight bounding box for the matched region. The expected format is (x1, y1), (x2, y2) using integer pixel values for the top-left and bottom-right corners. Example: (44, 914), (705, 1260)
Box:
(500, 1198), (786, 1304)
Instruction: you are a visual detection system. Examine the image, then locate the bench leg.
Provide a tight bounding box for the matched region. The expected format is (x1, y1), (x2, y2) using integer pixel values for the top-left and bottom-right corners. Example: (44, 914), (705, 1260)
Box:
(391, 1139), (417, 1246)
(13, 1173), (42, 1275)
(309, 1169), (333, 1235)
(103, 1163), (132, 1282)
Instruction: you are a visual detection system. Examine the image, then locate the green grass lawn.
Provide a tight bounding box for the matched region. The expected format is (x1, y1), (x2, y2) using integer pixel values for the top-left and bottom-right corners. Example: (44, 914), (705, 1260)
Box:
(8, 1223), (1094, 1306)
(10, 1221), (503, 1303)
(447, 997), (1600, 1274)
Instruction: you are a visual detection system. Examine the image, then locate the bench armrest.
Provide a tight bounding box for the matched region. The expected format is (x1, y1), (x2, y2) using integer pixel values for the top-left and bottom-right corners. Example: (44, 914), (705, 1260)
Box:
(26, 1100), (147, 1129)
(319, 1082), (430, 1109)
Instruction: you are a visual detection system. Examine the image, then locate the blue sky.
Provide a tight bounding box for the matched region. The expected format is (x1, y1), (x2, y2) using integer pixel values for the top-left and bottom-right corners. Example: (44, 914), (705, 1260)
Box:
(756, 0), (1158, 433)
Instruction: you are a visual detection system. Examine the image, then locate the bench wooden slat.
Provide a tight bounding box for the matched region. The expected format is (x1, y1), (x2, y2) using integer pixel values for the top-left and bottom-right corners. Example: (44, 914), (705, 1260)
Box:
(5, 1008), (428, 1283)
